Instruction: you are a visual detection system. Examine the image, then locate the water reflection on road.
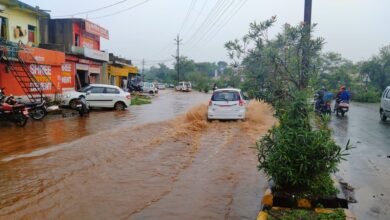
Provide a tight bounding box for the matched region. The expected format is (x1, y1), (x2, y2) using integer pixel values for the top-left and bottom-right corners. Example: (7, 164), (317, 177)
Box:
(331, 102), (390, 220)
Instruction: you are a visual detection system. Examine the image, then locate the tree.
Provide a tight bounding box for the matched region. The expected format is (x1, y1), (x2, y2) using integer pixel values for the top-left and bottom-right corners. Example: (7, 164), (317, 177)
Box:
(225, 17), (324, 103)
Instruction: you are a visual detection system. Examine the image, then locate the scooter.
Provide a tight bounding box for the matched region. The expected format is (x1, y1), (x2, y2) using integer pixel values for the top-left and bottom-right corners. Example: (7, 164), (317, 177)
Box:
(335, 99), (349, 117)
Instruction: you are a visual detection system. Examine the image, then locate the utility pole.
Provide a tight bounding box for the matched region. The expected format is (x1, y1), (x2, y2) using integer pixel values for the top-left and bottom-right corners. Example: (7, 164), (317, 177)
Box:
(174, 34), (183, 83)
(304, 0), (312, 26)
(301, 0), (312, 90)
(142, 59), (145, 82)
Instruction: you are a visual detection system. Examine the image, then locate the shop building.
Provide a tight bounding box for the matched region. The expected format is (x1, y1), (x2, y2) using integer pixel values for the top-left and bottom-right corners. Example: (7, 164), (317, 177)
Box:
(41, 18), (109, 92)
(108, 53), (138, 90)
(0, 0), (65, 102)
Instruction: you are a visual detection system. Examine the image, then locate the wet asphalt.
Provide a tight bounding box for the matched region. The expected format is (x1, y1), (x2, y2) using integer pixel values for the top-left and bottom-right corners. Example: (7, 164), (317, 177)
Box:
(331, 102), (390, 220)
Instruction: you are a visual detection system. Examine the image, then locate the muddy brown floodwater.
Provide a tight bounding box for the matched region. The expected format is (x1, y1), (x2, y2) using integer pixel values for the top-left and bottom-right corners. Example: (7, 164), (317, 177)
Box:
(0, 90), (275, 220)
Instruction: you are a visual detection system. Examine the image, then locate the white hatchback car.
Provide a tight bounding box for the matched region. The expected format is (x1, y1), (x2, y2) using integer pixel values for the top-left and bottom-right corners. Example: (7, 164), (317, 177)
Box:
(208, 88), (247, 121)
(62, 84), (131, 110)
(380, 86), (390, 121)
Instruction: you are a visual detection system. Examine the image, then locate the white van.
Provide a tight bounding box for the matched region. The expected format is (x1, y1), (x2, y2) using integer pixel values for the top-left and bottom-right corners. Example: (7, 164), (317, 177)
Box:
(175, 81), (192, 92)
(380, 86), (390, 121)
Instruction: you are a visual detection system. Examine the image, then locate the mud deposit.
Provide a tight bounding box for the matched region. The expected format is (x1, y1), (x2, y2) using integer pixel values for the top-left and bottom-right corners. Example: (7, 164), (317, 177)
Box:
(0, 101), (275, 220)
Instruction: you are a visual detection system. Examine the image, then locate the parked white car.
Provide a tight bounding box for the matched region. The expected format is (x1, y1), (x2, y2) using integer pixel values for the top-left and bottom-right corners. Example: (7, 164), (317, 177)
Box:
(142, 82), (158, 94)
(61, 84), (131, 110)
(380, 86), (390, 121)
(207, 88), (247, 121)
(156, 83), (166, 90)
(175, 81), (192, 92)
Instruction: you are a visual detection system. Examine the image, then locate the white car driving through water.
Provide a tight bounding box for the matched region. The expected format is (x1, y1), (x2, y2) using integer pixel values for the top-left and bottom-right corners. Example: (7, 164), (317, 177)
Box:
(207, 88), (247, 121)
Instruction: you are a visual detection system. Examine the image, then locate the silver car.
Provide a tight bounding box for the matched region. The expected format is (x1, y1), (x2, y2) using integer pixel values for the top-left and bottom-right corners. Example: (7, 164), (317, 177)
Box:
(380, 86), (390, 121)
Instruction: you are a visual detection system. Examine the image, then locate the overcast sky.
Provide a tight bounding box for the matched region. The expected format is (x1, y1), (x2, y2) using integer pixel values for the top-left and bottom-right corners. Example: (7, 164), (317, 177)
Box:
(23, 0), (390, 68)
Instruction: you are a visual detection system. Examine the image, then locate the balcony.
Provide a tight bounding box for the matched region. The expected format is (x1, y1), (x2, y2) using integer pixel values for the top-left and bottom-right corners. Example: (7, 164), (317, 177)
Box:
(71, 46), (109, 62)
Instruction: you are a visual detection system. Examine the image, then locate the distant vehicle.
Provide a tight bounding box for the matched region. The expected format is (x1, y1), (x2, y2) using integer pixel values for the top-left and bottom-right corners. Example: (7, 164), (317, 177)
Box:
(380, 86), (390, 121)
(176, 81), (192, 92)
(168, 84), (175, 88)
(157, 83), (166, 90)
(142, 82), (158, 94)
(61, 84), (131, 110)
(207, 88), (247, 121)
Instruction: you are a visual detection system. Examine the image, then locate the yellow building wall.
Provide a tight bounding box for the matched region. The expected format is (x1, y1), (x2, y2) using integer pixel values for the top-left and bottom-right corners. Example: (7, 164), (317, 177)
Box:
(0, 3), (40, 46)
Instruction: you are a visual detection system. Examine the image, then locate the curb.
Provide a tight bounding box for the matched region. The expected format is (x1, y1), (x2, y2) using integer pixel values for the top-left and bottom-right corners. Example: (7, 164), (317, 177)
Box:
(258, 186), (356, 220)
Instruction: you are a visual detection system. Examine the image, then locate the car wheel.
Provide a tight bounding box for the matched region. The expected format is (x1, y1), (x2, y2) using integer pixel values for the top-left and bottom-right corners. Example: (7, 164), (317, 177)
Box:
(380, 110), (387, 121)
(114, 102), (126, 111)
(69, 99), (78, 110)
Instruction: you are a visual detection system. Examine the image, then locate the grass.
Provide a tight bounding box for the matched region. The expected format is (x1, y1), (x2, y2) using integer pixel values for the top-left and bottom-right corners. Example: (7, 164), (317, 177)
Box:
(267, 208), (345, 220)
(131, 95), (151, 106)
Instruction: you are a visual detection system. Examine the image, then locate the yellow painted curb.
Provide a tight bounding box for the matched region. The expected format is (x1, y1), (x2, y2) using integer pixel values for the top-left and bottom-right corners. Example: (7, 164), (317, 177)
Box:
(315, 208), (335, 214)
(344, 209), (357, 220)
(257, 211), (268, 220)
(297, 198), (311, 208)
(262, 188), (273, 207)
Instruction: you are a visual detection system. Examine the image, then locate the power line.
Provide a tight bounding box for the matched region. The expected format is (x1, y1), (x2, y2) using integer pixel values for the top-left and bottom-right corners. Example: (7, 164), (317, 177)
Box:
(178, 0), (197, 34)
(182, 0), (209, 38)
(187, 0), (235, 49)
(183, 0), (225, 45)
(90, 0), (152, 19)
(203, 0), (248, 44)
(53, 0), (130, 17)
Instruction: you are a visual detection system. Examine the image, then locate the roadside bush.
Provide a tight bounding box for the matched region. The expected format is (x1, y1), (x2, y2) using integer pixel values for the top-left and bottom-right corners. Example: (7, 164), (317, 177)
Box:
(257, 92), (349, 196)
(352, 87), (380, 103)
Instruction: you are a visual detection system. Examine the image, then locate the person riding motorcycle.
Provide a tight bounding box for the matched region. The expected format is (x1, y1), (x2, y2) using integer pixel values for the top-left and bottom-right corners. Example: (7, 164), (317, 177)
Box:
(334, 86), (350, 112)
(315, 87), (333, 114)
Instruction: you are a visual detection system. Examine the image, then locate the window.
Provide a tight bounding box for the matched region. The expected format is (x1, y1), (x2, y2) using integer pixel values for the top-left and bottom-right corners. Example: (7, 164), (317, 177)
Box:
(0, 17), (8, 40)
(28, 25), (36, 44)
(211, 91), (240, 101)
(386, 89), (390, 99)
(75, 34), (80, 46)
(90, 87), (105, 94)
(105, 87), (120, 94)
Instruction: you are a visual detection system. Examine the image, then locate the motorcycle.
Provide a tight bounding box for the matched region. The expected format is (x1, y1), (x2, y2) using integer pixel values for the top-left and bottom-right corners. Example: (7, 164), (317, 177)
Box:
(76, 94), (90, 117)
(335, 99), (349, 117)
(0, 89), (29, 127)
(315, 95), (332, 115)
(128, 82), (143, 93)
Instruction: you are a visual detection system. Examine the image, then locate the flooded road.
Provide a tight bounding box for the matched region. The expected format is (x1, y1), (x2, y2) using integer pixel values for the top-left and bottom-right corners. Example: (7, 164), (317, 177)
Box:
(0, 90), (275, 219)
(0, 90), (209, 157)
(331, 102), (390, 220)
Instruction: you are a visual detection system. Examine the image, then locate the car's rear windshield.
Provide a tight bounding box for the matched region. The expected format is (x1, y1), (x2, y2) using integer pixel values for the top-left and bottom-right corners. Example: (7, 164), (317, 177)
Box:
(211, 91), (240, 101)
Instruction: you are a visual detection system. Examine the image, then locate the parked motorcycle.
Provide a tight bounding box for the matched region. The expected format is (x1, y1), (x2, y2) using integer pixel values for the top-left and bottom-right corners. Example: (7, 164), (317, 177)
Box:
(76, 94), (90, 117)
(0, 88), (29, 126)
(335, 100), (349, 117)
(128, 82), (143, 93)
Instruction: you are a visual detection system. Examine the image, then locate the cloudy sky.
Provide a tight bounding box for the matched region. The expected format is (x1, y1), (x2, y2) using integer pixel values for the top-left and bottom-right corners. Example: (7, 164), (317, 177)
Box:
(23, 0), (390, 67)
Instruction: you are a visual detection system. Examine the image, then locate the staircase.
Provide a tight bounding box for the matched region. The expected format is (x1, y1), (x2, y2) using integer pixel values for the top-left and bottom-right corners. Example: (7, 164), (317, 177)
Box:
(0, 41), (58, 103)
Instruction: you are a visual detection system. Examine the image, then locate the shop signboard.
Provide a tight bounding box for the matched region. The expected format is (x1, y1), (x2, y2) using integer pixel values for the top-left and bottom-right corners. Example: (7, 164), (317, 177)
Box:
(85, 20), (109, 39)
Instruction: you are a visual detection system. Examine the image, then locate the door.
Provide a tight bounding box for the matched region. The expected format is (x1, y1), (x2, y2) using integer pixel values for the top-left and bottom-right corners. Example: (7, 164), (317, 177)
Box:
(384, 89), (390, 111)
(104, 87), (121, 107)
(86, 86), (106, 107)
(211, 91), (241, 116)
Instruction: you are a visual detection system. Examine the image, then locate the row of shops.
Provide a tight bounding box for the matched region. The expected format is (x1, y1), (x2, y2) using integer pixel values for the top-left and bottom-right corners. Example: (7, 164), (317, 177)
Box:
(0, 0), (139, 98)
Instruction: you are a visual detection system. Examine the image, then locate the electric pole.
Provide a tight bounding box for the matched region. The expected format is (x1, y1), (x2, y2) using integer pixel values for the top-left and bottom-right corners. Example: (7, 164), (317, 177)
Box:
(301, 0), (312, 90)
(174, 34), (183, 83)
(142, 59), (145, 82)
(304, 0), (312, 26)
